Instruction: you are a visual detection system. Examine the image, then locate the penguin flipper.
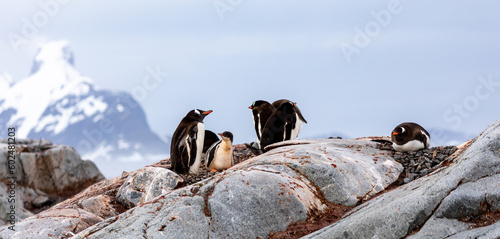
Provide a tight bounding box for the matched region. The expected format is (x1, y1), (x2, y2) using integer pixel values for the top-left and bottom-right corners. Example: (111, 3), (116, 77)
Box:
(371, 139), (393, 144)
(171, 127), (190, 174)
(186, 125), (199, 169)
(205, 140), (221, 169)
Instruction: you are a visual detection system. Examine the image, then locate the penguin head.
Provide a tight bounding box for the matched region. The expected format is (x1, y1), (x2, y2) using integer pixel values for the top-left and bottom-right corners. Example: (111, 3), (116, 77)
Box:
(277, 101), (296, 114)
(272, 99), (295, 108)
(391, 125), (408, 143)
(218, 131), (233, 143)
(249, 100), (272, 110)
(187, 109), (212, 121)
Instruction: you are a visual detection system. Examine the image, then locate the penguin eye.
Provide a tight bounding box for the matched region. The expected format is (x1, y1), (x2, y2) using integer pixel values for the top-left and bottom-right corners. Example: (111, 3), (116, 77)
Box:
(194, 109), (200, 115)
(400, 127), (405, 133)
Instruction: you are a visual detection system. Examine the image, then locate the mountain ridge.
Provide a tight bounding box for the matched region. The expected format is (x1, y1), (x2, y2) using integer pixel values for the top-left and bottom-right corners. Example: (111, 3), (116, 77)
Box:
(0, 40), (168, 173)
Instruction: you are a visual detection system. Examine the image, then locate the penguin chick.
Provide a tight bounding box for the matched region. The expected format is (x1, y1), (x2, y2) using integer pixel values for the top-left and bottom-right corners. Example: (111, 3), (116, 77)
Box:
(249, 100), (276, 145)
(170, 109), (212, 174)
(205, 131), (234, 171)
(272, 99), (307, 139)
(260, 101), (297, 151)
(391, 122), (430, 152)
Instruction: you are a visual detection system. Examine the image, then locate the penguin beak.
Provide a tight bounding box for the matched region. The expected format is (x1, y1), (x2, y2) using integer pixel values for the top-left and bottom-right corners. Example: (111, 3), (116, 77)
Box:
(203, 110), (213, 115)
(248, 106), (253, 109)
(218, 133), (230, 141)
(293, 102), (297, 106)
(392, 132), (399, 135)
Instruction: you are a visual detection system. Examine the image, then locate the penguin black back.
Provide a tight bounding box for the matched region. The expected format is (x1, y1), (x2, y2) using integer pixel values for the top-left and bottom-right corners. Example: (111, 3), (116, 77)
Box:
(260, 102), (297, 150)
(391, 122), (430, 152)
(203, 130), (220, 154)
(170, 109), (212, 174)
(249, 100), (275, 142)
(272, 99), (307, 123)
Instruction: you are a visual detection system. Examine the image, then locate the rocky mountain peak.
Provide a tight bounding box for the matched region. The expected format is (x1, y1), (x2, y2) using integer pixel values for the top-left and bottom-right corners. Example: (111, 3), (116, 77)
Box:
(0, 40), (168, 174)
(30, 40), (75, 75)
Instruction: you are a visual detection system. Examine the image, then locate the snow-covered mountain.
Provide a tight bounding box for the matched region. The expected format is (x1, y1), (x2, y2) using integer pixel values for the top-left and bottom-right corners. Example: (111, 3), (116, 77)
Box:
(0, 41), (168, 164)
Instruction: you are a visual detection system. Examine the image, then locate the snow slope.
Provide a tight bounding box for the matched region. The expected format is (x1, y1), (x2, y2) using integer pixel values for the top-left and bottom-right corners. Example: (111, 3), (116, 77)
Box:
(0, 41), (168, 172)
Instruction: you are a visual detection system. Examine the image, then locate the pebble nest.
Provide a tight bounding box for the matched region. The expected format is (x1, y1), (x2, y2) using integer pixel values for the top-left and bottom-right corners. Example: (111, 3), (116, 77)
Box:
(155, 144), (259, 186)
(376, 141), (458, 184)
(158, 141), (459, 187)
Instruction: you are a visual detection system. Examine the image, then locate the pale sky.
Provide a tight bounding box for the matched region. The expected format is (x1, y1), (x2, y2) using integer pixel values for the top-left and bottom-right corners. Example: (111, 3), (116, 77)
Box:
(1, 1), (500, 145)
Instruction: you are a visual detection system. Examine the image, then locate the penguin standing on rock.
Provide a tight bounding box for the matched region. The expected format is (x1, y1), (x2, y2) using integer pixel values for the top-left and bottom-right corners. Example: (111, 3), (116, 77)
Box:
(260, 101), (297, 150)
(170, 109), (212, 175)
(391, 122), (431, 152)
(272, 99), (307, 140)
(249, 100), (275, 145)
(205, 131), (234, 172)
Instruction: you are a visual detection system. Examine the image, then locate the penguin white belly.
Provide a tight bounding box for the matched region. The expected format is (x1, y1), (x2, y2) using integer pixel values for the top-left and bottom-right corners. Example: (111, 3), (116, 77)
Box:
(393, 140), (425, 152)
(189, 123), (205, 175)
(290, 115), (303, 140)
(210, 148), (233, 171)
(253, 113), (261, 146)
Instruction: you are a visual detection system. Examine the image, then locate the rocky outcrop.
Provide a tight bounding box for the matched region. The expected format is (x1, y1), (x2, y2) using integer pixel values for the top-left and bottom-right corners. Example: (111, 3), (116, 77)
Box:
(2, 121), (500, 238)
(4, 137), (402, 238)
(305, 121), (500, 239)
(0, 139), (104, 227)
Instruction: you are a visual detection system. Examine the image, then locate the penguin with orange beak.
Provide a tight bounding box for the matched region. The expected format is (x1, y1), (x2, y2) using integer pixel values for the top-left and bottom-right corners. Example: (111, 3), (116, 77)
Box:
(170, 109), (213, 174)
(391, 122), (430, 152)
(249, 100), (275, 146)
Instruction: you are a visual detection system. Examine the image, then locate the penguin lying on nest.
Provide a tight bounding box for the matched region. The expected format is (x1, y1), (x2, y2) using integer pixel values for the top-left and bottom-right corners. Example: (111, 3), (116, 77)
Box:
(391, 122), (430, 152)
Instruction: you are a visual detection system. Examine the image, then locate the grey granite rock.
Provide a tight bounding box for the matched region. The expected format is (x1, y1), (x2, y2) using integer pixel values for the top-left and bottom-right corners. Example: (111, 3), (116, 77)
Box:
(0, 140), (105, 233)
(0, 141), (104, 196)
(117, 167), (183, 208)
(447, 220), (500, 239)
(208, 165), (324, 238)
(409, 173), (500, 239)
(235, 139), (403, 206)
(0, 184), (35, 226)
(0, 208), (103, 239)
(305, 121), (500, 239)
(80, 195), (120, 219)
(72, 139), (402, 238)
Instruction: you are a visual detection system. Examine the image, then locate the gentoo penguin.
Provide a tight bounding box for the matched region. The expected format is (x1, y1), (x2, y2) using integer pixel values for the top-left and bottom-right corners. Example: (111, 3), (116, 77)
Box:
(260, 101), (297, 150)
(170, 109), (212, 174)
(248, 100), (275, 144)
(203, 130), (220, 154)
(272, 99), (307, 140)
(204, 131), (234, 171)
(391, 122), (431, 152)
